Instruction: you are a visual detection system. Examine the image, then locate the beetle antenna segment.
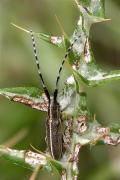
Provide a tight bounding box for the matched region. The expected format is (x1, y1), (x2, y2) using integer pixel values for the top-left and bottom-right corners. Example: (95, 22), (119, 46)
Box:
(30, 30), (50, 100)
(54, 35), (81, 98)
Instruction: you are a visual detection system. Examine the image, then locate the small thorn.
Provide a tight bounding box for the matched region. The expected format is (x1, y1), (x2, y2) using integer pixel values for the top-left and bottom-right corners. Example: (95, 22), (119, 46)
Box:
(30, 144), (49, 158)
(11, 23), (30, 34)
(55, 15), (68, 38)
(30, 144), (44, 155)
(11, 23), (40, 37)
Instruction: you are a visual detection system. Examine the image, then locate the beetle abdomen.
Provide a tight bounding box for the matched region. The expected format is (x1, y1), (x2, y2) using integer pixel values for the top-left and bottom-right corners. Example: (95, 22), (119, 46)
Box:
(46, 118), (62, 160)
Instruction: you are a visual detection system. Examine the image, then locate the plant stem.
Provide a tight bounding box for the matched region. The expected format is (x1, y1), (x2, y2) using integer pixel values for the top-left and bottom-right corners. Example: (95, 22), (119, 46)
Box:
(66, 143), (81, 180)
(61, 143), (81, 180)
(61, 171), (67, 180)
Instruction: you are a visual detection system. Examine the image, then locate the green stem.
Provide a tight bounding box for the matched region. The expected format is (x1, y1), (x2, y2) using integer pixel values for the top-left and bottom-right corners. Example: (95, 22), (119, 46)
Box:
(66, 143), (81, 180)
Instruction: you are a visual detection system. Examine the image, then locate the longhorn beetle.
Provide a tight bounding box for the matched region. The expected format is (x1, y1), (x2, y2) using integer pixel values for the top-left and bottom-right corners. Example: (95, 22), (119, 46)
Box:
(30, 30), (80, 160)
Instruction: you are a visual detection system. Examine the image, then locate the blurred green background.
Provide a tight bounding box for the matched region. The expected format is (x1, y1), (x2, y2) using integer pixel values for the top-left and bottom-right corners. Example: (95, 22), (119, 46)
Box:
(0, 0), (120, 179)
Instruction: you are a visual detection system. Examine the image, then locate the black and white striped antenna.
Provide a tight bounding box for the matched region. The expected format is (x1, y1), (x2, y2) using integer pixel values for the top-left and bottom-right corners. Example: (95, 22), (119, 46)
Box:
(30, 29), (81, 101)
(54, 35), (81, 100)
(30, 30), (50, 100)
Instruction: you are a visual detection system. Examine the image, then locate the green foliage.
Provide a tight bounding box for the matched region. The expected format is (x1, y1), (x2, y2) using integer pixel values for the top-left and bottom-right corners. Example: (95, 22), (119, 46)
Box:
(0, 0), (120, 179)
(0, 87), (42, 98)
(80, 0), (105, 17)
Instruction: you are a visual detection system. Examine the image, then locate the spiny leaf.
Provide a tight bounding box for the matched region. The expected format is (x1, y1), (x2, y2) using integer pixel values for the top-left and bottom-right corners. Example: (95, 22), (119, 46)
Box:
(73, 120), (120, 146)
(0, 146), (64, 172)
(72, 5), (109, 57)
(11, 23), (63, 47)
(72, 36), (120, 87)
(0, 146), (33, 170)
(0, 87), (48, 111)
(0, 86), (83, 116)
(71, 0), (109, 61)
(76, 59), (120, 87)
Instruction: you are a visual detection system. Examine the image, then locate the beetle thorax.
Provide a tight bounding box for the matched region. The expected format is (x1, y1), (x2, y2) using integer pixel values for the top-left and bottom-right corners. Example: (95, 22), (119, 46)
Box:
(48, 96), (61, 120)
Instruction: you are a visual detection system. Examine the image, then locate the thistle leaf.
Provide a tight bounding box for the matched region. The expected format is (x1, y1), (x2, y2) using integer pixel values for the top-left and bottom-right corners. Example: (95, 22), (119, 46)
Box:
(0, 87), (48, 111)
(74, 120), (120, 146)
(0, 146), (63, 173)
